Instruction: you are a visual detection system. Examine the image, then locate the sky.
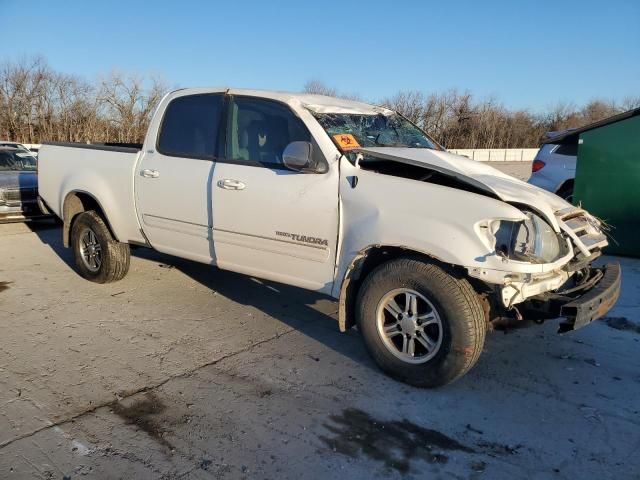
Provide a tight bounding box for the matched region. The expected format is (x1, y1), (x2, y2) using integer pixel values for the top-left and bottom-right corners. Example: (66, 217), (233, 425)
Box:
(2, 0), (639, 111)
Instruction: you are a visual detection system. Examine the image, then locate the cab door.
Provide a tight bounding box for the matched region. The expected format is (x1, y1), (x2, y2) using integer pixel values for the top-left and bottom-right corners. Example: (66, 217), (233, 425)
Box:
(211, 95), (339, 293)
(135, 92), (224, 264)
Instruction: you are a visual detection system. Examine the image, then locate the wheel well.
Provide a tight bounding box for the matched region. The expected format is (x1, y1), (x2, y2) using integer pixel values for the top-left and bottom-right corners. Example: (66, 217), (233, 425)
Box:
(338, 246), (469, 332)
(556, 179), (574, 195)
(62, 192), (112, 247)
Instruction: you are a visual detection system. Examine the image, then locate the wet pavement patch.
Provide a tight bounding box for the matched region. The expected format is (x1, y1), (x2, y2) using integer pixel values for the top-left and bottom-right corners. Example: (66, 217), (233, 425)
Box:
(320, 408), (474, 473)
(111, 392), (173, 449)
(603, 316), (640, 335)
(476, 440), (522, 456)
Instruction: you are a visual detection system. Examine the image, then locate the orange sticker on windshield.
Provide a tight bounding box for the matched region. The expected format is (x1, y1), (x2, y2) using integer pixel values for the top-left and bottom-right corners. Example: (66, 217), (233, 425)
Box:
(333, 134), (360, 150)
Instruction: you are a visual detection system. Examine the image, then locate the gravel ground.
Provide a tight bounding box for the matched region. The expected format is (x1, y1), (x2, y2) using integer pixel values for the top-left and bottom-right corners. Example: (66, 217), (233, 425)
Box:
(490, 161), (531, 181)
(1, 162), (639, 480)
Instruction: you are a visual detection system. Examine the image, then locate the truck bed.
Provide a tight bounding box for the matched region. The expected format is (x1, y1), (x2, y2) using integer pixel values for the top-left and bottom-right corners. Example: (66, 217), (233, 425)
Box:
(38, 141), (146, 244)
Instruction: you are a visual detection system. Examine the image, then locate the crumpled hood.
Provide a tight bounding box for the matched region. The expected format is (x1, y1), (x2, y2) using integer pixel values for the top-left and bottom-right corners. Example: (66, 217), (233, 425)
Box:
(359, 147), (571, 230)
(0, 171), (38, 190)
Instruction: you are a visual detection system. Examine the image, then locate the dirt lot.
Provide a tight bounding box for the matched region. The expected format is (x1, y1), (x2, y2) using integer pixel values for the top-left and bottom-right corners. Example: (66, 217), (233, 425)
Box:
(1, 163), (639, 479)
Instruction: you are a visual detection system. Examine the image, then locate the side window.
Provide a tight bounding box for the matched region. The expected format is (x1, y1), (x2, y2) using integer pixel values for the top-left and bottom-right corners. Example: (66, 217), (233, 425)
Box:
(554, 143), (578, 156)
(158, 94), (223, 159)
(227, 97), (310, 167)
(0, 153), (12, 170)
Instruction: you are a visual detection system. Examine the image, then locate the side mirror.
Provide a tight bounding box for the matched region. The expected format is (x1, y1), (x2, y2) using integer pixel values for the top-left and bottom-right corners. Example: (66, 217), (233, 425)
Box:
(283, 141), (313, 172)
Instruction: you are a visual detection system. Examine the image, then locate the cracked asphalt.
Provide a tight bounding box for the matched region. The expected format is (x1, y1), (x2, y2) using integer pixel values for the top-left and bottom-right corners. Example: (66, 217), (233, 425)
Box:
(1, 163), (640, 479)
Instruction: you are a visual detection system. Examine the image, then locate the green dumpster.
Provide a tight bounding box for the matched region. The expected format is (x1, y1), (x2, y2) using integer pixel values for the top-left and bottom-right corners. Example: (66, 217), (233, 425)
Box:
(574, 114), (640, 256)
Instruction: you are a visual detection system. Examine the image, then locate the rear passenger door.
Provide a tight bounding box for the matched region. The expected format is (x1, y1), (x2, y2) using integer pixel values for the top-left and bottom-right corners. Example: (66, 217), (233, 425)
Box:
(135, 92), (224, 264)
(211, 95), (339, 293)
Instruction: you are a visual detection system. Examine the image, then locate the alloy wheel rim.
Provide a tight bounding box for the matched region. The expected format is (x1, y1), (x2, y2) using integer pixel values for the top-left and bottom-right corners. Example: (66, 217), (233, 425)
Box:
(376, 288), (443, 364)
(79, 227), (102, 272)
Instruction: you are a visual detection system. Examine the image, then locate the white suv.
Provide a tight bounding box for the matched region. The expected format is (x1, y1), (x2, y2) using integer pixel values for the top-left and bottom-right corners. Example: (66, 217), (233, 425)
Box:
(528, 141), (577, 202)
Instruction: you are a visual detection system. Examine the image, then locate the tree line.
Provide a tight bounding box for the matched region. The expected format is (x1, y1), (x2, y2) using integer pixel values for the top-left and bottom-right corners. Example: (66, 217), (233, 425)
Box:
(0, 57), (167, 145)
(1, 57), (637, 148)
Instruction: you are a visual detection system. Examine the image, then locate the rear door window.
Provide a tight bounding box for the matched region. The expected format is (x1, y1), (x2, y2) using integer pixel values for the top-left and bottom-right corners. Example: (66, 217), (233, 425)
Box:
(158, 94), (224, 159)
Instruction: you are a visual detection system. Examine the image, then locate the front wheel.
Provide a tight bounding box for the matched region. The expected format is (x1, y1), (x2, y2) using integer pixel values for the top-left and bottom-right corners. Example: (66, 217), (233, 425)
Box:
(356, 258), (486, 388)
(70, 211), (130, 283)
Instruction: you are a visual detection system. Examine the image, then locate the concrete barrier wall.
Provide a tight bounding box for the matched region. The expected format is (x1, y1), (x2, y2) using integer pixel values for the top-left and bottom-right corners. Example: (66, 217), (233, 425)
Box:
(447, 148), (538, 162)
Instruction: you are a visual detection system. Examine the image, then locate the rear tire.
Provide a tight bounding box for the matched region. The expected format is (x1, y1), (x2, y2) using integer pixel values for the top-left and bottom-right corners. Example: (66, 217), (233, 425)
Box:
(70, 211), (130, 283)
(356, 258), (486, 388)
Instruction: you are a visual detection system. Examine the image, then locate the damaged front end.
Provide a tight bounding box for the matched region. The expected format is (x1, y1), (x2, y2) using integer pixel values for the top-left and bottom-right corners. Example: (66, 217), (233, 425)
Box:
(518, 208), (620, 332)
(348, 147), (620, 332)
(325, 134), (620, 334)
(524, 263), (620, 332)
(473, 206), (620, 332)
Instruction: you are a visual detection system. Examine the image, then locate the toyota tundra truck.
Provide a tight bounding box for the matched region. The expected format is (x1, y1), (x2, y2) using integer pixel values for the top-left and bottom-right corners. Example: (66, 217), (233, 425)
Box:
(37, 88), (621, 387)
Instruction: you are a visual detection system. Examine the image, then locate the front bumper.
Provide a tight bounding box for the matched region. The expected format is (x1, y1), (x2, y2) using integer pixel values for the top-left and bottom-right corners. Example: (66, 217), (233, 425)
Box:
(559, 263), (621, 331)
(523, 263), (621, 332)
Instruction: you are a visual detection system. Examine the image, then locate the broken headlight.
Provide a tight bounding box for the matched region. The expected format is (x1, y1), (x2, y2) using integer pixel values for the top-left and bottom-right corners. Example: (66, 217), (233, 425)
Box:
(492, 212), (564, 263)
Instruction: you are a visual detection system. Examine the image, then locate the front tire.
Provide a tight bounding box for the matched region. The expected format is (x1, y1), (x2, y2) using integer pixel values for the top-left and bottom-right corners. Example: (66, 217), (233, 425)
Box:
(356, 258), (486, 388)
(70, 211), (130, 283)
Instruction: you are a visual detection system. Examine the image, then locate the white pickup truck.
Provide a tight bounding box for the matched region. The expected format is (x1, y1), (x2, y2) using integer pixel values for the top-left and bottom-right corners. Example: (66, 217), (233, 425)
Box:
(38, 88), (620, 387)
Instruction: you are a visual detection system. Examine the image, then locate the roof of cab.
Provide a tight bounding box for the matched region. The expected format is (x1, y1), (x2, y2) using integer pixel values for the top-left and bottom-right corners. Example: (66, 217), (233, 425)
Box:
(170, 87), (393, 115)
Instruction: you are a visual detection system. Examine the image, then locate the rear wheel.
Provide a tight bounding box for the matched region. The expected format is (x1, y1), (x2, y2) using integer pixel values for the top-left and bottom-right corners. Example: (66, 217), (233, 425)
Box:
(71, 211), (130, 283)
(356, 258), (486, 388)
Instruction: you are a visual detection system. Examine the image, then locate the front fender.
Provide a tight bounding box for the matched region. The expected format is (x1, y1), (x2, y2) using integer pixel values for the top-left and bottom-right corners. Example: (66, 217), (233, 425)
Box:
(334, 161), (529, 299)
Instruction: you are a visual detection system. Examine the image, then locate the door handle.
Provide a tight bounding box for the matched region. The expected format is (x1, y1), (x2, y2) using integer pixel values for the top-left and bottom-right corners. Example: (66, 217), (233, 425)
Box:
(141, 169), (160, 178)
(217, 179), (246, 190)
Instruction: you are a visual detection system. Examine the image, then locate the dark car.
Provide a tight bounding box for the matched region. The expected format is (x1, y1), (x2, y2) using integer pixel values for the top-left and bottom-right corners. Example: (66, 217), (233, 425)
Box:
(0, 146), (49, 222)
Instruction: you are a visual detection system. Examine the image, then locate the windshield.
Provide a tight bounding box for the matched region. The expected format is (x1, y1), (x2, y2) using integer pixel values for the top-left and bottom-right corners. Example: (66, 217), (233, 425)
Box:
(0, 151), (37, 171)
(313, 112), (437, 149)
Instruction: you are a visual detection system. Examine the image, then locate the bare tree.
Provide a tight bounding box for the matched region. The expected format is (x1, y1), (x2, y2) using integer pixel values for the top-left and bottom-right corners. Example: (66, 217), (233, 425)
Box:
(0, 57), (168, 144)
(381, 91), (426, 124)
(303, 79), (338, 97)
(302, 79), (361, 101)
(99, 72), (145, 142)
(621, 95), (640, 110)
(580, 100), (618, 124)
(0, 56), (48, 142)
